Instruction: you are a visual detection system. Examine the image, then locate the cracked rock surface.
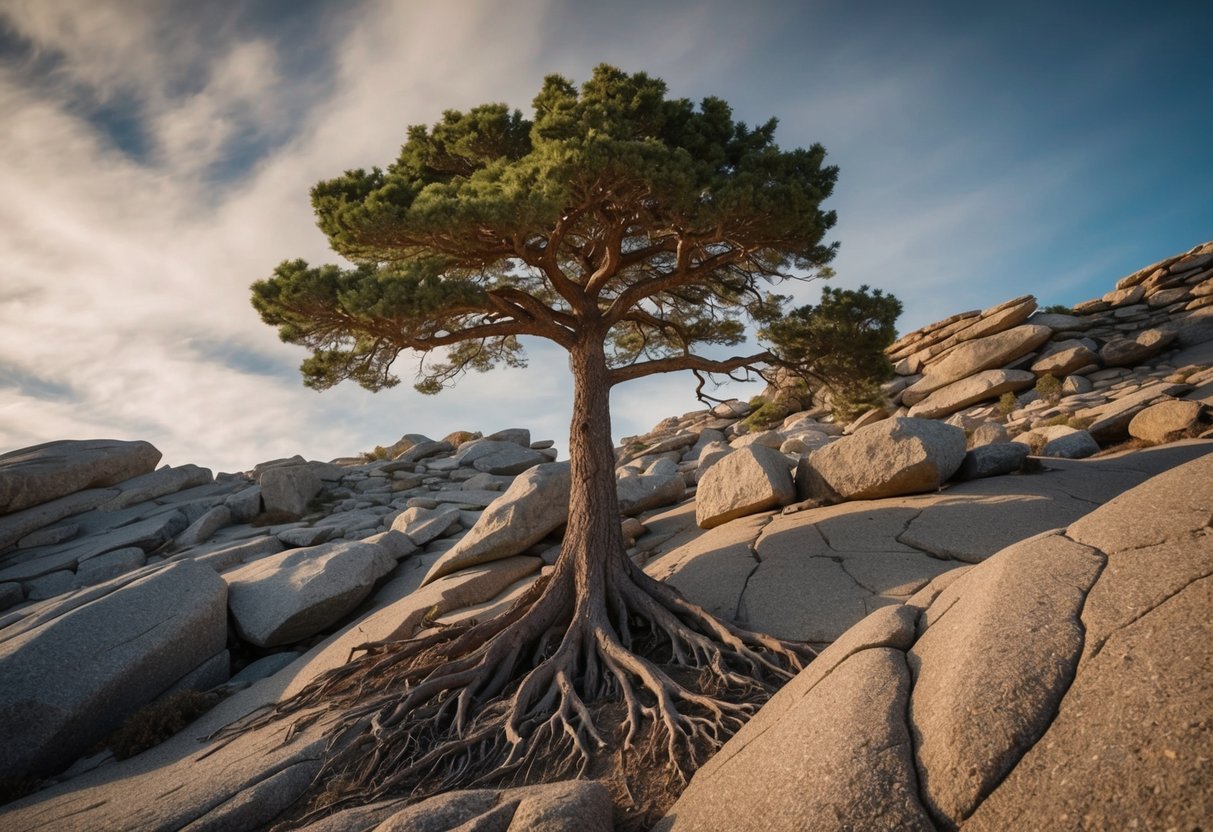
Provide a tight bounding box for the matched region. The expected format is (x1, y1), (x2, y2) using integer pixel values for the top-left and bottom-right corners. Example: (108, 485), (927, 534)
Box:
(658, 449), (1213, 831)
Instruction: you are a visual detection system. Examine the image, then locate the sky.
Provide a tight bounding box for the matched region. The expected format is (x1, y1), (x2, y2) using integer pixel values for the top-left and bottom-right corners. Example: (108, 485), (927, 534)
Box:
(1, 0), (1210, 473)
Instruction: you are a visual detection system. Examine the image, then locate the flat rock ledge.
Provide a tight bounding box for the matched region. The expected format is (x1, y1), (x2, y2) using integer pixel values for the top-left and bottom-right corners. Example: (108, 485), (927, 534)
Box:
(656, 451), (1213, 831)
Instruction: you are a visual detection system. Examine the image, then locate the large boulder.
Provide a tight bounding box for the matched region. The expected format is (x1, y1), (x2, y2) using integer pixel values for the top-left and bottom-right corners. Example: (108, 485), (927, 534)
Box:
(952, 441), (1029, 481)
(0, 439), (161, 514)
(906, 369), (1035, 419)
(1099, 327), (1177, 367)
(258, 464), (322, 517)
(617, 468), (687, 516)
(1128, 399), (1204, 443)
(797, 417), (966, 501)
(0, 560), (227, 780)
(695, 445), (795, 529)
(422, 462), (571, 585)
(225, 541), (396, 647)
(900, 324), (1052, 404)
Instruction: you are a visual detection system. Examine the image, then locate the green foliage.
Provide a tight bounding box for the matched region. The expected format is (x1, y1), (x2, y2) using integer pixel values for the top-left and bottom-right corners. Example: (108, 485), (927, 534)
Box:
(740, 397), (792, 431)
(1040, 304), (1072, 315)
(251, 64), (849, 395)
(1036, 413), (1093, 430)
(1035, 374), (1062, 404)
(362, 445), (391, 461)
(105, 690), (226, 760)
(764, 285), (901, 421)
(997, 391), (1019, 416)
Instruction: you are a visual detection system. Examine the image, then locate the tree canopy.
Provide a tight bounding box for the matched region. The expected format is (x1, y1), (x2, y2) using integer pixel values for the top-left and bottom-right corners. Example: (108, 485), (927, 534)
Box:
(252, 63), (871, 399)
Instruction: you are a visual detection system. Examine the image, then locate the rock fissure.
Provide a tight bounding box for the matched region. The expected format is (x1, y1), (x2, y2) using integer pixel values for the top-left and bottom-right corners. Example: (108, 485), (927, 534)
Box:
(1085, 568), (1213, 663)
(734, 515), (774, 622)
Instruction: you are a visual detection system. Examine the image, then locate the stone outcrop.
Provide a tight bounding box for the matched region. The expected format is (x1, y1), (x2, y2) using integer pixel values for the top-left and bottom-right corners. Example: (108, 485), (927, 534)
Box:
(0, 439), (161, 514)
(658, 452), (1213, 831)
(0, 559), (227, 780)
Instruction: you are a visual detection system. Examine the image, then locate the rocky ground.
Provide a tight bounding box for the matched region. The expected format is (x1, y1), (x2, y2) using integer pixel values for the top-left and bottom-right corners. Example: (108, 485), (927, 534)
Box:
(1, 241), (1211, 830)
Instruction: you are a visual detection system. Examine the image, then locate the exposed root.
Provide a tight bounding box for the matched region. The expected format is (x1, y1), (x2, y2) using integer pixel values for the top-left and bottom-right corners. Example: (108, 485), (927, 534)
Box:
(225, 555), (813, 830)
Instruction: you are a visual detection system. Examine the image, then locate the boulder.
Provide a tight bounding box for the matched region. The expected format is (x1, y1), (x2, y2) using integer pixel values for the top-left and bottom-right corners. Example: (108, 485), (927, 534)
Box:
(968, 421), (1009, 448)
(0, 559), (227, 780)
(225, 541), (396, 647)
(421, 463), (571, 585)
(0, 487), (118, 550)
(695, 445), (795, 529)
(175, 505), (232, 547)
(797, 417), (966, 501)
(224, 485), (263, 521)
(952, 442), (1029, 481)
(485, 428), (531, 447)
(906, 370), (1035, 419)
(1099, 327), (1177, 367)
(617, 469), (687, 516)
(900, 325), (1052, 404)
(0, 439), (161, 515)
(1128, 399), (1203, 443)
(1025, 426), (1100, 459)
(1030, 342), (1100, 377)
(394, 440), (453, 464)
(258, 464), (322, 517)
(471, 443), (548, 475)
(99, 464), (214, 511)
(391, 505), (463, 546)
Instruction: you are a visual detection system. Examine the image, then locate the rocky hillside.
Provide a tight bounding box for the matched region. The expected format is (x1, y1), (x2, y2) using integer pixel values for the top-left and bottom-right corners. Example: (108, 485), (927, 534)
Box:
(1, 241), (1211, 831)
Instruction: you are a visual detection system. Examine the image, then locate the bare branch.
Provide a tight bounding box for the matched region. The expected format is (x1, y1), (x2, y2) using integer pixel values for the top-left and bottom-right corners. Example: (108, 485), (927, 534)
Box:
(607, 350), (773, 386)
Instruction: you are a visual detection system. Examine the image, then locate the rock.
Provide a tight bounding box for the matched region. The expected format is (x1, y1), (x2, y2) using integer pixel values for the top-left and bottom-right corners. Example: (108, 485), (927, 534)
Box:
(907, 370), (1035, 419)
(276, 526), (334, 548)
(1099, 327), (1177, 367)
(225, 541), (396, 647)
(908, 531), (1104, 825)
(23, 569), (75, 601)
(1061, 374), (1093, 395)
(394, 440), (453, 464)
(730, 429), (784, 449)
(694, 441), (732, 482)
(1034, 427), (1100, 459)
(16, 523), (78, 549)
(485, 428), (531, 446)
(0, 559), (227, 780)
(72, 546), (146, 587)
(900, 325), (1052, 404)
(0, 582), (23, 610)
(191, 535), (284, 572)
(1030, 342), (1100, 377)
(695, 445), (795, 529)
(654, 609), (932, 832)
(471, 443), (548, 475)
(797, 417), (966, 501)
(422, 463), (571, 585)
(617, 469), (687, 516)
(224, 485), (262, 522)
(1102, 284), (1146, 307)
(391, 505), (463, 546)
(175, 505), (232, 547)
(1028, 311), (1088, 331)
(99, 464), (214, 511)
(1078, 380), (1193, 441)
(359, 529), (418, 561)
(0, 488), (118, 550)
(1128, 399), (1203, 443)
(953, 442), (1029, 481)
(258, 464), (322, 517)
(968, 421), (1009, 448)
(0, 439), (161, 515)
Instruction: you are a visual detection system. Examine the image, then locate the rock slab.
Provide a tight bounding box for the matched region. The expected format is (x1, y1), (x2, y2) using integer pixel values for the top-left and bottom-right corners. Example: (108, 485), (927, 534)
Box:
(0, 439), (161, 514)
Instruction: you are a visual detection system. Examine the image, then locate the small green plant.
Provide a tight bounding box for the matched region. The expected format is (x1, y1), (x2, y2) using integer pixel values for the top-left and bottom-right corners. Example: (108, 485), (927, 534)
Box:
(997, 391), (1019, 417)
(1035, 374), (1062, 405)
(105, 690), (226, 760)
(1035, 413), (1094, 430)
(1040, 303), (1072, 315)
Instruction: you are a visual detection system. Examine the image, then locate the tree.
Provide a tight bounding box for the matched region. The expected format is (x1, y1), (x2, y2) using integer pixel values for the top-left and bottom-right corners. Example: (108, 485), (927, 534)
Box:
(250, 65), (897, 825)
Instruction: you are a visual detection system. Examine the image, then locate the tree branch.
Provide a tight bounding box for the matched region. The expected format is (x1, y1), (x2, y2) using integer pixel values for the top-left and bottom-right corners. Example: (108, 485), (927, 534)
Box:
(607, 350), (773, 386)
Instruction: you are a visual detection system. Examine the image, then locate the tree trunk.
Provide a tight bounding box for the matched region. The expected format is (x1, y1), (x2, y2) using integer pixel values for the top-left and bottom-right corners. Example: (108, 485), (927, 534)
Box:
(555, 332), (630, 610)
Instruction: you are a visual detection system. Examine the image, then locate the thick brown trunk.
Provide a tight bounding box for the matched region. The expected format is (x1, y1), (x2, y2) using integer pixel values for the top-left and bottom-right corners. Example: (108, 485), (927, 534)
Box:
(554, 332), (630, 612)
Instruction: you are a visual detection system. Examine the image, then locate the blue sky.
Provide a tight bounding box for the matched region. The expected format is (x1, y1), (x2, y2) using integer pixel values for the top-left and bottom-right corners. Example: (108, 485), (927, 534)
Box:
(1, 0), (1210, 472)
